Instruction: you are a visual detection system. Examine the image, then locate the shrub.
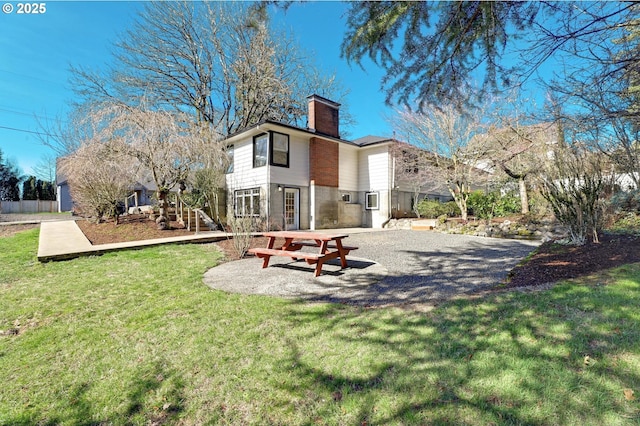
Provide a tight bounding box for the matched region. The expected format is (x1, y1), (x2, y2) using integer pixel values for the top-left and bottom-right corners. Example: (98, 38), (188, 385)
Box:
(609, 190), (640, 214)
(416, 199), (458, 218)
(227, 216), (257, 258)
(609, 212), (640, 235)
(467, 191), (521, 220)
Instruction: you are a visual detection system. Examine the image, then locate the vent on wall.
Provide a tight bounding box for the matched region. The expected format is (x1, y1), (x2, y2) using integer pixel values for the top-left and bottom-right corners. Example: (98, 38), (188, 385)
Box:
(341, 194), (351, 203)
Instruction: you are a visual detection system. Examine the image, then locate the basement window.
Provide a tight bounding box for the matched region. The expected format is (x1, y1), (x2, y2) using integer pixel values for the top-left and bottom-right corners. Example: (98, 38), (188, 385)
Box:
(365, 192), (379, 210)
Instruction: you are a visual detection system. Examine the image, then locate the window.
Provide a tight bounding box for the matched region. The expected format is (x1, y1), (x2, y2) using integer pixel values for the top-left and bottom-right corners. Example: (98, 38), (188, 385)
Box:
(270, 131), (289, 167)
(253, 134), (268, 168)
(234, 188), (260, 217)
(365, 192), (379, 210)
(341, 194), (351, 203)
(226, 144), (234, 174)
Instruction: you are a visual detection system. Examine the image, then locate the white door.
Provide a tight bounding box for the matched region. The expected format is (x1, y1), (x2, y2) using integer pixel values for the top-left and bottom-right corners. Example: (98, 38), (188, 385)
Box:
(284, 188), (299, 230)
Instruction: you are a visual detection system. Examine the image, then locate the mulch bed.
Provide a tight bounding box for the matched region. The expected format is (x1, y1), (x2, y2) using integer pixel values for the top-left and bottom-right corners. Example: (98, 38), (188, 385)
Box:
(75, 214), (194, 245)
(505, 233), (640, 288)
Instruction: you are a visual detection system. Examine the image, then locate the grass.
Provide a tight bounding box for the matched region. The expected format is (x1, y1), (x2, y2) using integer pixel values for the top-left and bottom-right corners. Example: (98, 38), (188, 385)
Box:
(1, 229), (639, 425)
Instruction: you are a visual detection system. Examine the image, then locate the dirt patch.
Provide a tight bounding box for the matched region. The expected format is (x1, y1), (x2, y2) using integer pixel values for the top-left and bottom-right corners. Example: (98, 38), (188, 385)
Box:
(506, 233), (640, 288)
(0, 224), (39, 238)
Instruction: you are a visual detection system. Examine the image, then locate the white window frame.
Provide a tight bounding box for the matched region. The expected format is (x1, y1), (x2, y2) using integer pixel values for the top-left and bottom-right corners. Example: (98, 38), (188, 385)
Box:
(234, 188), (261, 217)
(365, 192), (379, 210)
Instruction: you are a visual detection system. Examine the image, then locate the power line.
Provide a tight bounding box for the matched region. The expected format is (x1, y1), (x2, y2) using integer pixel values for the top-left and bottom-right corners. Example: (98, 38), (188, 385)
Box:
(0, 68), (66, 88)
(0, 107), (63, 123)
(0, 125), (56, 138)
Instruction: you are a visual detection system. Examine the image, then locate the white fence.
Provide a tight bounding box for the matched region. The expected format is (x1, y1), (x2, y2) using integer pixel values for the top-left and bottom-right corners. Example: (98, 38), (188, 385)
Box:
(0, 200), (57, 214)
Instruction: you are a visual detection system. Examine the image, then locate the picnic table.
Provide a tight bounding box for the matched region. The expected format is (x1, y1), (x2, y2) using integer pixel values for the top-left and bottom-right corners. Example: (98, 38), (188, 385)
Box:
(248, 231), (358, 277)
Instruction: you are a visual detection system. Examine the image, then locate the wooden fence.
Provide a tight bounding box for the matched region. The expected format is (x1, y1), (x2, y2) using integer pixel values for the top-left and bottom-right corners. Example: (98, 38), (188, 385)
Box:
(0, 200), (57, 214)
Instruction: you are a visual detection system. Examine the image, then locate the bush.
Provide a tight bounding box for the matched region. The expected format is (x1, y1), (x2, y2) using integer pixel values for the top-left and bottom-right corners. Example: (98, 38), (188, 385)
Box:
(416, 199), (458, 218)
(609, 190), (640, 214)
(467, 190), (521, 220)
(227, 216), (257, 258)
(609, 212), (640, 235)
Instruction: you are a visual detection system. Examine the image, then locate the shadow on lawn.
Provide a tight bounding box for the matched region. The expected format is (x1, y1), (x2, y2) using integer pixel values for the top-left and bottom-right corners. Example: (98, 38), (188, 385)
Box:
(281, 272), (640, 424)
(3, 361), (186, 426)
(304, 239), (537, 307)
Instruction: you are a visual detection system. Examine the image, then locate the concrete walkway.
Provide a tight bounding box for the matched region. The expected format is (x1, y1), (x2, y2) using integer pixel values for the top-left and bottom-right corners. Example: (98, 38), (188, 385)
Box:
(37, 220), (229, 262)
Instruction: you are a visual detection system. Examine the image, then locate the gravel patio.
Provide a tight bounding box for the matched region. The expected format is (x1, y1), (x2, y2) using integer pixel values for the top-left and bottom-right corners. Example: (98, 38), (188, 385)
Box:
(204, 229), (540, 308)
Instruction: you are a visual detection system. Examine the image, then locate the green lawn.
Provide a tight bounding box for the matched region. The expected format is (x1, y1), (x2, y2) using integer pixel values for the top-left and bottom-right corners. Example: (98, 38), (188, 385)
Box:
(1, 228), (639, 425)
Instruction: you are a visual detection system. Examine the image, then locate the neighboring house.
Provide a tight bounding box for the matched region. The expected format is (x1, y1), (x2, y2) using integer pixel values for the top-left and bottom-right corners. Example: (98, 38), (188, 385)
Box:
(224, 94), (450, 230)
(56, 172), (73, 213)
(56, 173), (158, 214)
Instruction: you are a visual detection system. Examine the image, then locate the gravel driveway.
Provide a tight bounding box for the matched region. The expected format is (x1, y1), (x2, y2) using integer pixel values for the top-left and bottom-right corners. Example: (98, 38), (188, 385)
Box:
(204, 229), (540, 307)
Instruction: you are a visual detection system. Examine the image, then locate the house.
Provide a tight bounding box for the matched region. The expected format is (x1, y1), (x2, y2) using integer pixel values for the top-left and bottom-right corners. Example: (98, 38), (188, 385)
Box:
(56, 172), (158, 214)
(224, 94), (450, 230)
(57, 94), (450, 227)
(55, 169), (73, 213)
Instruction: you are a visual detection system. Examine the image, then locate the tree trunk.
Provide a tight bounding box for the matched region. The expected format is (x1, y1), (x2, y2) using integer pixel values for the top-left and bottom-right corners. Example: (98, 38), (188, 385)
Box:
(458, 198), (468, 221)
(450, 186), (468, 221)
(156, 189), (169, 230)
(519, 177), (529, 214)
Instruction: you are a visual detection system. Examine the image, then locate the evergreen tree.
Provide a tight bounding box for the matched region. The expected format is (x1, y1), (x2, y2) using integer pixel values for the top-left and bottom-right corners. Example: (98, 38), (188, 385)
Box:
(22, 176), (38, 200)
(0, 149), (22, 201)
(341, 1), (636, 109)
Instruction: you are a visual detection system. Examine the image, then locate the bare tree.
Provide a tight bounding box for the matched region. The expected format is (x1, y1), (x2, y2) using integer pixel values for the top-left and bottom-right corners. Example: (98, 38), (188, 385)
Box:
(474, 117), (558, 214)
(549, 60), (640, 188)
(103, 103), (225, 230)
(389, 141), (441, 217)
(393, 104), (489, 220)
(70, 1), (349, 135)
(32, 154), (57, 184)
(60, 141), (135, 224)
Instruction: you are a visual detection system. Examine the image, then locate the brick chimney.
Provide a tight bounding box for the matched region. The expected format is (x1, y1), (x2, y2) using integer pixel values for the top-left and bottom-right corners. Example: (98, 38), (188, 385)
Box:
(307, 94), (340, 138)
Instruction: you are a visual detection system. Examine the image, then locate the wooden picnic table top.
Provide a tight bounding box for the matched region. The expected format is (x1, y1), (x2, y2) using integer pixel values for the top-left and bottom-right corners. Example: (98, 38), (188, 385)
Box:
(262, 231), (349, 241)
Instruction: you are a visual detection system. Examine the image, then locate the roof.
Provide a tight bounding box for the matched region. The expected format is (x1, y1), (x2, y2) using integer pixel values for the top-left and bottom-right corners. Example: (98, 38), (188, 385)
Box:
(224, 119), (356, 146)
(351, 135), (394, 147)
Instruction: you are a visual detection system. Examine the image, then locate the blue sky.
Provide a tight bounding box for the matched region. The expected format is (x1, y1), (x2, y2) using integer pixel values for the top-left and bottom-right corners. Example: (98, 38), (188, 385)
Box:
(0, 1), (393, 179)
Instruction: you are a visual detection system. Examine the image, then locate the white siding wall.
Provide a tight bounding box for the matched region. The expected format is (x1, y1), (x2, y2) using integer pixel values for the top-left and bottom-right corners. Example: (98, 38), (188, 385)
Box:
(339, 144), (359, 191)
(358, 145), (392, 228)
(270, 135), (309, 187)
(225, 137), (268, 191)
(358, 145), (391, 191)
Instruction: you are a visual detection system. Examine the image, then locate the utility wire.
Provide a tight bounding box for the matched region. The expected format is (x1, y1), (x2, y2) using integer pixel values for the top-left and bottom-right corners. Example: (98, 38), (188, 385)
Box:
(0, 125), (56, 138)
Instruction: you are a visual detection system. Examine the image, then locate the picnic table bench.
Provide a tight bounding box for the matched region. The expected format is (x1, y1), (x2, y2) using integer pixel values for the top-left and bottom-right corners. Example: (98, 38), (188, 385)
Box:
(248, 231), (358, 277)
